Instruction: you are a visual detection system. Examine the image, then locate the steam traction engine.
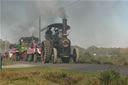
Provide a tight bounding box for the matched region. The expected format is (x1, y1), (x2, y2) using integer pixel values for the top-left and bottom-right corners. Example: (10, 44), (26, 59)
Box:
(41, 19), (79, 63)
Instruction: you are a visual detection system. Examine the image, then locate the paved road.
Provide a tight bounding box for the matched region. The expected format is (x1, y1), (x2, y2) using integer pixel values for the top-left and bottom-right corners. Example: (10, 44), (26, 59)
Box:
(2, 62), (128, 76)
(3, 64), (38, 68)
(43, 64), (128, 76)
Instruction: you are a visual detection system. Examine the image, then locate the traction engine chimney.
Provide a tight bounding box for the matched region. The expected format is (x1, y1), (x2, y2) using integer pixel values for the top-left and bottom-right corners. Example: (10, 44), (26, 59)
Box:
(63, 18), (67, 35)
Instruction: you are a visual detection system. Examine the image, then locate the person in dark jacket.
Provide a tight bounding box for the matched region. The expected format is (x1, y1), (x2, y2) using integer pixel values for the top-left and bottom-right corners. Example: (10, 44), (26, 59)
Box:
(45, 29), (52, 40)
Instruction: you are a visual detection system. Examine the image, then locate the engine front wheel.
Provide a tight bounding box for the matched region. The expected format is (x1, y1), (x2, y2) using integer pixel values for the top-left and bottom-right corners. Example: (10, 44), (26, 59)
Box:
(28, 54), (32, 62)
(23, 52), (27, 61)
(73, 48), (79, 63)
(61, 57), (70, 63)
(52, 48), (57, 64)
(16, 55), (20, 61)
(33, 54), (38, 62)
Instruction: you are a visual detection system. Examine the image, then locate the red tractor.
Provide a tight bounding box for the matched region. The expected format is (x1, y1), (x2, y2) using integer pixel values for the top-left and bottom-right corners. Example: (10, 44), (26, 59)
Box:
(18, 37), (39, 61)
(9, 48), (20, 61)
(27, 47), (42, 62)
(1, 52), (8, 59)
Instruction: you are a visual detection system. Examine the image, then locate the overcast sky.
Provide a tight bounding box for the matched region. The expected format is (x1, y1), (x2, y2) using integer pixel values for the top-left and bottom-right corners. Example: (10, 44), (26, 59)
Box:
(0, 0), (128, 48)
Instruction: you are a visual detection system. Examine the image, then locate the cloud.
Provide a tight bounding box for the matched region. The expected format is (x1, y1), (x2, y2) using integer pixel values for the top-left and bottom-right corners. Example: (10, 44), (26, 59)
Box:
(0, 0), (128, 48)
(1, 0), (67, 43)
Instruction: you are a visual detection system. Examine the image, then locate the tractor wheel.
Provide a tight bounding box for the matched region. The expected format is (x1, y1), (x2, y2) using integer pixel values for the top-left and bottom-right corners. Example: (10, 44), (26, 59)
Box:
(33, 54), (38, 62)
(52, 48), (57, 64)
(23, 52), (27, 61)
(38, 55), (41, 62)
(61, 57), (70, 63)
(28, 54), (32, 62)
(73, 48), (79, 63)
(42, 40), (52, 63)
(16, 55), (19, 61)
(26, 55), (29, 61)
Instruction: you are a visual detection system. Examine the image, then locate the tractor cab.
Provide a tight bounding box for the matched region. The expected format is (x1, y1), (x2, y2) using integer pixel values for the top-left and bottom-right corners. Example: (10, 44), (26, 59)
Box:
(45, 23), (71, 40)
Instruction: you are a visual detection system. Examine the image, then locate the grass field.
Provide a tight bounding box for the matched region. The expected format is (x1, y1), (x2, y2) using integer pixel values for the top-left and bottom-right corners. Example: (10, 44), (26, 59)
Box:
(73, 45), (128, 66)
(0, 66), (128, 85)
(79, 55), (128, 66)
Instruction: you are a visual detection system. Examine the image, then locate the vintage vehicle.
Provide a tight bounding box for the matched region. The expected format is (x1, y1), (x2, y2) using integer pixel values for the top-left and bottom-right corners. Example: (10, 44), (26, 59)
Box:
(41, 19), (79, 63)
(9, 48), (19, 61)
(1, 52), (8, 59)
(9, 37), (39, 61)
(19, 37), (39, 61)
(27, 47), (42, 62)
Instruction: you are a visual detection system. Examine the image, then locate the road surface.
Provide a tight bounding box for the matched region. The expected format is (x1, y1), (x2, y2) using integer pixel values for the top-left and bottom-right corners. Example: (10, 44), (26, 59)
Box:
(2, 62), (128, 76)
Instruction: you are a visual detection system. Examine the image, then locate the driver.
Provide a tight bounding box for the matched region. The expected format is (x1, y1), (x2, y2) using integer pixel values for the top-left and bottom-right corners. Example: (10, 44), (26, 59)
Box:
(45, 28), (52, 40)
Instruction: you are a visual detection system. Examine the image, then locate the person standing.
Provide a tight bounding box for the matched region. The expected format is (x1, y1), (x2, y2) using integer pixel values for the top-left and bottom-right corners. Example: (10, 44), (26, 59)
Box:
(32, 40), (36, 48)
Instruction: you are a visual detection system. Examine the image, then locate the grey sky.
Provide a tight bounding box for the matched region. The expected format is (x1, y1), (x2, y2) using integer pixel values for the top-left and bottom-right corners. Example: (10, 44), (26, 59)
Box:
(0, 0), (128, 48)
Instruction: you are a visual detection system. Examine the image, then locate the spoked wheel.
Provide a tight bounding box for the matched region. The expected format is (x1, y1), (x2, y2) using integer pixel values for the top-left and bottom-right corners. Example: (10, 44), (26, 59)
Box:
(28, 54), (32, 62)
(23, 52), (27, 61)
(73, 48), (79, 63)
(52, 48), (57, 64)
(16, 55), (20, 61)
(26, 54), (29, 61)
(15, 54), (19, 61)
(41, 40), (52, 64)
(33, 54), (38, 62)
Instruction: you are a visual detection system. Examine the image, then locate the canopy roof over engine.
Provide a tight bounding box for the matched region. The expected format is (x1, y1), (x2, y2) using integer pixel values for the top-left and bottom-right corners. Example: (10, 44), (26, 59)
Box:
(48, 23), (70, 30)
(41, 23), (70, 32)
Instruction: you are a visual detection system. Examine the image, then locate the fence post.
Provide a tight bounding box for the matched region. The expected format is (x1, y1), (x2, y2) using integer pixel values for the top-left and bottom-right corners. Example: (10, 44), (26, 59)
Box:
(0, 54), (2, 70)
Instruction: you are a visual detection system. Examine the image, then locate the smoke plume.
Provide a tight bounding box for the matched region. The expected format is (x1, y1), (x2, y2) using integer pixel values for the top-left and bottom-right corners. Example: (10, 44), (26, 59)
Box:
(1, 0), (67, 43)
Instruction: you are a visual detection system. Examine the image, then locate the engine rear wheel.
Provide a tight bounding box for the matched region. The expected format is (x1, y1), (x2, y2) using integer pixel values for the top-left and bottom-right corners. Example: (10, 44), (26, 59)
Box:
(73, 48), (79, 63)
(52, 48), (57, 64)
(42, 40), (52, 63)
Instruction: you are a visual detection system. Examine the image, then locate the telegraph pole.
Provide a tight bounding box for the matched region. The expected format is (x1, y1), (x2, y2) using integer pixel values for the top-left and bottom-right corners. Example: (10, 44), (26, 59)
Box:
(32, 32), (34, 41)
(5, 36), (7, 52)
(39, 16), (41, 42)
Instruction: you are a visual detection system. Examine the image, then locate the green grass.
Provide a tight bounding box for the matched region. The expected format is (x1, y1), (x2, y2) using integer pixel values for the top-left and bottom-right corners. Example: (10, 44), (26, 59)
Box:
(0, 66), (99, 85)
(0, 66), (128, 85)
(79, 55), (128, 66)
